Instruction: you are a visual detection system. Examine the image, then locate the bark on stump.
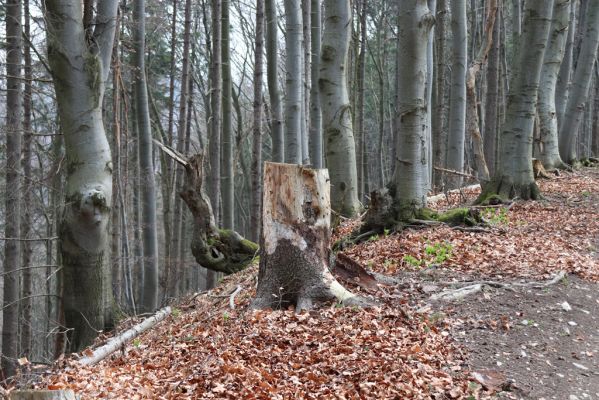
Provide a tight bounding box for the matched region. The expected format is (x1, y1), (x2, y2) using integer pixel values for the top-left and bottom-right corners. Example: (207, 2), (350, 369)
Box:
(9, 391), (76, 400)
(252, 163), (362, 311)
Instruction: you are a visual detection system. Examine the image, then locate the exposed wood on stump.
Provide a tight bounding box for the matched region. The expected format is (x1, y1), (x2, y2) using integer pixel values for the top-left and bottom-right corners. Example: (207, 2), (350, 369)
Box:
(9, 391), (76, 400)
(153, 140), (257, 274)
(532, 159), (551, 179)
(252, 163), (365, 311)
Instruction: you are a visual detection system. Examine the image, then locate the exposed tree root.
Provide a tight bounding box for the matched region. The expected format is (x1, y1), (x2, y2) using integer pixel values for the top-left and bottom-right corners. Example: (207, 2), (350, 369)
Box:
(429, 271), (566, 302)
(477, 176), (542, 204)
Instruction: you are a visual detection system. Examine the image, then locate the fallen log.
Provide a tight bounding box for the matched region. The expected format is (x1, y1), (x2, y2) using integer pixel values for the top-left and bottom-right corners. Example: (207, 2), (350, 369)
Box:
(79, 307), (171, 366)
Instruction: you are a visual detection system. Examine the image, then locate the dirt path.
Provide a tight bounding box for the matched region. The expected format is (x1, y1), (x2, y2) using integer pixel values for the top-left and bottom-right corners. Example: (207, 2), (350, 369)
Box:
(432, 276), (599, 399)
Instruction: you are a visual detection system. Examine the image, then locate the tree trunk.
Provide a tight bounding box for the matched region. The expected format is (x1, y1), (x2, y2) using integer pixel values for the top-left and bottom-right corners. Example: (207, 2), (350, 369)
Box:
(320, 0), (361, 217)
(209, 0), (222, 222)
(309, 0), (322, 168)
(484, 4), (501, 176)
(251, 0), (265, 243)
(266, 0), (284, 162)
(222, 0), (234, 229)
(3, 0), (22, 377)
(252, 163), (361, 311)
(446, 0), (467, 189)
(593, 69), (599, 157)
(284, 0), (303, 163)
(432, 0), (448, 190)
(556, 2), (576, 132)
(133, 0), (159, 312)
(9, 390), (76, 400)
(355, 0), (367, 201)
(538, 0), (571, 170)
(392, 0), (435, 220)
(558, 0), (599, 164)
(45, 0), (118, 351)
(479, 0), (553, 202)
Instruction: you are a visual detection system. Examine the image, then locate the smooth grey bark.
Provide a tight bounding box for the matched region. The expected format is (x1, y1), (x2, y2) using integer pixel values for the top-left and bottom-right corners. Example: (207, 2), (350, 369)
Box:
(309, 0), (322, 168)
(556, 2), (577, 132)
(432, 0), (448, 189)
(320, 0), (361, 217)
(447, 0), (468, 188)
(266, 0), (284, 162)
(133, 0), (159, 312)
(284, 0), (303, 163)
(538, 0), (571, 170)
(301, 0), (311, 165)
(251, 0), (265, 242)
(355, 0), (367, 201)
(394, 0), (435, 218)
(593, 69), (599, 156)
(45, 0), (118, 350)
(559, 0), (599, 164)
(209, 0), (222, 223)
(484, 5), (501, 176)
(425, 0), (436, 190)
(480, 0), (553, 201)
(222, 0), (234, 229)
(2, 0), (22, 377)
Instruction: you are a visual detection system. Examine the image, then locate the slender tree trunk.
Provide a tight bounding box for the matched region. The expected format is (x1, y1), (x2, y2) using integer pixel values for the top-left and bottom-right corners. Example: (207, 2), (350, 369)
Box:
(309, 0), (322, 168)
(557, 2), (577, 132)
(447, 0), (467, 188)
(425, 0), (436, 190)
(484, 4), (501, 176)
(432, 0), (448, 190)
(45, 0), (119, 350)
(320, 0), (360, 217)
(209, 0), (222, 222)
(222, 0), (234, 229)
(284, 0), (303, 163)
(538, 0), (571, 170)
(593, 69), (599, 156)
(394, 0), (435, 218)
(251, 0), (265, 242)
(559, 0), (599, 164)
(355, 0), (367, 201)
(2, 0), (22, 377)
(479, 0), (553, 202)
(133, 0), (159, 312)
(301, 0), (311, 165)
(266, 0), (284, 162)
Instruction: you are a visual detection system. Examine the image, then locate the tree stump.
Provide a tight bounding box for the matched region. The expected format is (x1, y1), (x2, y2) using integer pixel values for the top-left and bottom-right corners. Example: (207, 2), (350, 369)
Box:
(9, 390), (76, 400)
(252, 163), (362, 311)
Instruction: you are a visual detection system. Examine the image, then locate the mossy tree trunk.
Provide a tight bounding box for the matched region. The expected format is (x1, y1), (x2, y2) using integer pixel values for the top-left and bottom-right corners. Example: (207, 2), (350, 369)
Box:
(45, 0), (118, 351)
(479, 0), (553, 202)
(252, 163), (361, 311)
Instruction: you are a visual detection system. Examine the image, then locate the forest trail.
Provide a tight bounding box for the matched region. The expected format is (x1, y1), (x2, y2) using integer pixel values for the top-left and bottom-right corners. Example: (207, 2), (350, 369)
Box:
(28, 168), (599, 399)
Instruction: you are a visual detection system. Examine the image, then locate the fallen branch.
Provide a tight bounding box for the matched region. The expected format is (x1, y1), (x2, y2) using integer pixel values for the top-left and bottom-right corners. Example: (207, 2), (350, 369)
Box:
(79, 307), (171, 366)
(433, 166), (478, 179)
(229, 285), (243, 309)
(430, 271), (566, 301)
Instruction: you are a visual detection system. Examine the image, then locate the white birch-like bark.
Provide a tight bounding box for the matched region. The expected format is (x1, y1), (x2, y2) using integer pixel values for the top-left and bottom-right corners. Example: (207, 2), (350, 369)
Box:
(538, 0), (571, 170)
(395, 0), (435, 218)
(480, 0), (553, 201)
(446, 0), (467, 188)
(45, 0), (118, 350)
(133, 0), (159, 312)
(320, 0), (360, 217)
(559, 0), (599, 164)
(284, 0), (303, 163)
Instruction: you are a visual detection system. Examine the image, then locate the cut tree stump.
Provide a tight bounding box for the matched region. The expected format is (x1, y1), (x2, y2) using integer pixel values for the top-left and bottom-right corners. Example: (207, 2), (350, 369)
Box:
(9, 390), (76, 400)
(252, 163), (365, 311)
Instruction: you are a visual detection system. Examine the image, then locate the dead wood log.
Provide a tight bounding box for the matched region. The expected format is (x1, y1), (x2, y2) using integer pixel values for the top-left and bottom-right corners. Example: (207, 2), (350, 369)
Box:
(252, 163), (368, 311)
(9, 390), (76, 400)
(153, 140), (257, 274)
(79, 307), (171, 366)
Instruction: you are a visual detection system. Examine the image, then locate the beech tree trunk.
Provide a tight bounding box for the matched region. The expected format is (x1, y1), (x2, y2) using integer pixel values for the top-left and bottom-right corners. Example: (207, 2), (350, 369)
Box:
(484, 5), (501, 176)
(320, 0), (360, 217)
(209, 0), (222, 222)
(284, 0), (303, 163)
(222, 0), (234, 229)
(309, 0), (322, 168)
(45, 0), (119, 350)
(479, 0), (553, 202)
(133, 0), (159, 312)
(559, 0), (599, 164)
(252, 163), (360, 311)
(538, 0), (571, 170)
(266, 0), (284, 162)
(556, 2), (576, 132)
(432, 0), (448, 189)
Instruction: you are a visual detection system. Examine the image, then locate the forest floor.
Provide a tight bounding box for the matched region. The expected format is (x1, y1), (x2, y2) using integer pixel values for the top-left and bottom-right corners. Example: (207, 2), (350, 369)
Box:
(18, 168), (599, 399)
